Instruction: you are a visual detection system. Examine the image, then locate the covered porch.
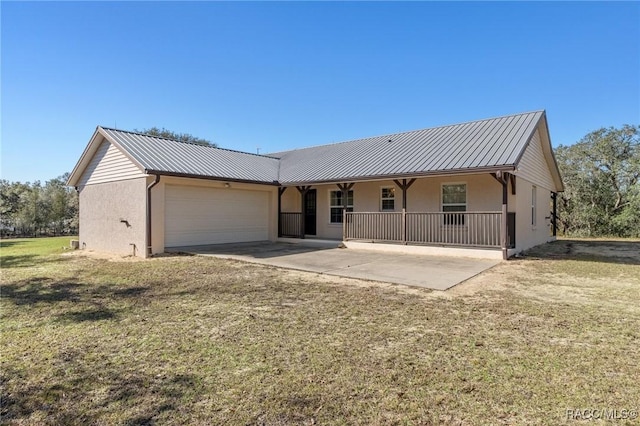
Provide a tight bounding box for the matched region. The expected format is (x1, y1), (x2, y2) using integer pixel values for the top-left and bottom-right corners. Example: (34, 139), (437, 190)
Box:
(277, 173), (558, 260)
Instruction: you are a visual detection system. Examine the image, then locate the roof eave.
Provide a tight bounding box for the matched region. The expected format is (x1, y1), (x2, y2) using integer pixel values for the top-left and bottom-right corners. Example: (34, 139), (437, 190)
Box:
(278, 165), (516, 187)
(67, 126), (147, 187)
(539, 113), (565, 192)
(67, 126), (104, 187)
(512, 111), (564, 192)
(144, 169), (280, 186)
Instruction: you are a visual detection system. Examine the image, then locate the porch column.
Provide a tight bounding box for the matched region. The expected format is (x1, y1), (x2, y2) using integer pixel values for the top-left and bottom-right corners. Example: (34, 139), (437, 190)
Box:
(393, 178), (416, 210)
(277, 187), (287, 237)
(394, 179), (416, 243)
(296, 186), (311, 239)
(491, 172), (509, 260)
(551, 192), (557, 237)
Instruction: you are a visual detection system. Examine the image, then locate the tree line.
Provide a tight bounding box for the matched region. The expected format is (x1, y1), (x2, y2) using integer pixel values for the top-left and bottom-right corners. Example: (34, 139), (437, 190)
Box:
(0, 129), (211, 239)
(1, 173), (78, 237)
(555, 124), (639, 237)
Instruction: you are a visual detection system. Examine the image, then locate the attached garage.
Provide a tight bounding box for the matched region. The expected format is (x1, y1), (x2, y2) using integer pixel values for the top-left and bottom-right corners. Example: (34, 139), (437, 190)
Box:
(164, 184), (270, 247)
(68, 126), (280, 257)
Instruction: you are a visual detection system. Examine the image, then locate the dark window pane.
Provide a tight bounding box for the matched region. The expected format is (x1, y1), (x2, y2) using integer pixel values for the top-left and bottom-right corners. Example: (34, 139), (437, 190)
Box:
(331, 207), (343, 223)
(442, 184), (466, 204)
(443, 205), (466, 225)
(330, 190), (354, 208)
(330, 190), (354, 223)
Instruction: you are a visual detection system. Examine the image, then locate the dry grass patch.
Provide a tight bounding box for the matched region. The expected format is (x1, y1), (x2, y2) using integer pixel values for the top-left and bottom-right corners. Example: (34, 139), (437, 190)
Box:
(1, 237), (639, 425)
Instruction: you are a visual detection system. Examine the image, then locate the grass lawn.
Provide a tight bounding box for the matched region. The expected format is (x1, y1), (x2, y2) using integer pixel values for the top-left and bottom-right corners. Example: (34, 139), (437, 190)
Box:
(1, 237), (639, 425)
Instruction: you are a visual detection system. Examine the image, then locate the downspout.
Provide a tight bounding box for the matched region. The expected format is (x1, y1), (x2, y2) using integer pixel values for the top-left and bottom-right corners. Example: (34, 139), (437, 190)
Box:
(146, 175), (161, 257)
(75, 187), (80, 238)
(552, 192), (557, 237)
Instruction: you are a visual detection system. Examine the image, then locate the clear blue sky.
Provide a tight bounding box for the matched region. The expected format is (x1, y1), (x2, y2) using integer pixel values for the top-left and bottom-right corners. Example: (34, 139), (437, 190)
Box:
(2, 1), (638, 183)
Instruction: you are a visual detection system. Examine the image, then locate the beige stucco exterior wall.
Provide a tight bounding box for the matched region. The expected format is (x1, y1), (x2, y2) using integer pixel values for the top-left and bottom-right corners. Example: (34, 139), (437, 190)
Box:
(279, 173), (504, 240)
(78, 177), (148, 257)
(149, 176), (278, 255)
(280, 187), (302, 213)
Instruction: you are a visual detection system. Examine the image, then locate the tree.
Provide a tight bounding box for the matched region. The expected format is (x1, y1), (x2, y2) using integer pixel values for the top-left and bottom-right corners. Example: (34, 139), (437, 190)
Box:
(555, 124), (640, 237)
(0, 173), (78, 237)
(15, 181), (47, 237)
(43, 173), (78, 235)
(0, 180), (27, 234)
(134, 127), (216, 147)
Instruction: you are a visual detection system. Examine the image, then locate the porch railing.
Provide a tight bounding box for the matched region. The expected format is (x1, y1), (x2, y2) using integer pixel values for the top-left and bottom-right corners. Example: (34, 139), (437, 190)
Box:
(344, 211), (502, 248)
(279, 212), (302, 237)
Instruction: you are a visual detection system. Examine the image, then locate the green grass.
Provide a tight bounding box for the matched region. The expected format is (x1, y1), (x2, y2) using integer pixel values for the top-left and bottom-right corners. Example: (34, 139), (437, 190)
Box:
(1, 238), (639, 425)
(0, 237), (75, 268)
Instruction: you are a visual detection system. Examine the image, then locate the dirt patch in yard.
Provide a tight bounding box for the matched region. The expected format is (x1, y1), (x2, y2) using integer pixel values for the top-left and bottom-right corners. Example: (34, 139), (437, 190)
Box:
(440, 238), (640, 299)
(570, 240), (640, 263)
(62, 250), (144, 262)
(526, 238), (640, 263)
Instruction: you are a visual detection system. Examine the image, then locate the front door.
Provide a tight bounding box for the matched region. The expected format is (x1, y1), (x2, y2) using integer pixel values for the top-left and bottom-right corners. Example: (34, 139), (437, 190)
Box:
(304, 189), (317, 235)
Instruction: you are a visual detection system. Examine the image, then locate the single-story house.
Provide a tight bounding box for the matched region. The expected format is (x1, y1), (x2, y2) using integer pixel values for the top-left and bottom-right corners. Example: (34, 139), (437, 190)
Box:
(67, 110), (564, 260)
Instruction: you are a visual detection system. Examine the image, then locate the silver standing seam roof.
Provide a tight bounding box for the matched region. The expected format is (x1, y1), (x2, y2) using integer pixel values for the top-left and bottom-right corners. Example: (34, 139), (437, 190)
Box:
(69, 110), (551, 187)
(100, 127), (280, 184)
(272, 110), (545, 185)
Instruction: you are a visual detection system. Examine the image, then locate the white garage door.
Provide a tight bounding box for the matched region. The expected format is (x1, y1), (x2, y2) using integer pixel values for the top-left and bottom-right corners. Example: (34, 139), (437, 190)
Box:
(165, 184), (269, 247)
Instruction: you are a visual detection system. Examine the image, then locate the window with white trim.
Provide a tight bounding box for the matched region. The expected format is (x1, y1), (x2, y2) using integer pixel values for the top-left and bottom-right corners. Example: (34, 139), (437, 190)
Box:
(380, 187), (395, 211)
(442, 183), (466, 225)
(531, 186), (537, 226)
(330, 190), (353, 223)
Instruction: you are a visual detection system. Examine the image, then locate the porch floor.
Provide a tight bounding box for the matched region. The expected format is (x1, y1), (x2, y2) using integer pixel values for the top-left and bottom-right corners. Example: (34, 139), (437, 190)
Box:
(167, 241), (501, 290)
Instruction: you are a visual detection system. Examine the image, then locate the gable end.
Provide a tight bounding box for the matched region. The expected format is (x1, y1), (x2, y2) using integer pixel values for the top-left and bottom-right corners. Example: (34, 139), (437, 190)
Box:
(515, 129), (557, 191)
(78, 139), (146, 186)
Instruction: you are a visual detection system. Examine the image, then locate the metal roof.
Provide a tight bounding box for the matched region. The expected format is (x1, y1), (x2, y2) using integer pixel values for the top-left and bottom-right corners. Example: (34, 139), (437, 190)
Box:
(69, 111), (552, 188)
(272, 111), (545, 184)
(100, 127), (280, 184)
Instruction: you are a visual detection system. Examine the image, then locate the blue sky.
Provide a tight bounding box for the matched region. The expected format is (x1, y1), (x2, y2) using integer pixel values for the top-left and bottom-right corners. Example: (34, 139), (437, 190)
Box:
(2, 1), (638, 183)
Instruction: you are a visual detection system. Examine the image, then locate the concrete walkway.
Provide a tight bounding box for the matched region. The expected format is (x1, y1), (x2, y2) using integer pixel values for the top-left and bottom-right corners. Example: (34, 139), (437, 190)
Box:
(168, 241), (501, 290)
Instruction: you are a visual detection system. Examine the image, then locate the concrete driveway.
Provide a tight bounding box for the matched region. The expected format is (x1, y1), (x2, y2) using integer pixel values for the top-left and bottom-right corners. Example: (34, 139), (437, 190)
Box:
(168, 241), (500, 291)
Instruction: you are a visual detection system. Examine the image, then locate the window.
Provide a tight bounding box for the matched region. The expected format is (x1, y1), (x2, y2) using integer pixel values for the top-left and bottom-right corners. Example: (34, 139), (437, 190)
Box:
(380, 187), (395, 211)
(531, 186), (537, 226)
(442, 183), (466, 225)
(330, 190), (353, 223)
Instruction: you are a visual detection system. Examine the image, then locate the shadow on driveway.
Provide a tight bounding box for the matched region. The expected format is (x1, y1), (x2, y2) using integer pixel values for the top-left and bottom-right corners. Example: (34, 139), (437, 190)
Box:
(168, 241), (336, 259)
